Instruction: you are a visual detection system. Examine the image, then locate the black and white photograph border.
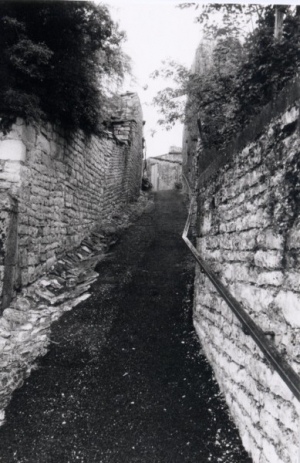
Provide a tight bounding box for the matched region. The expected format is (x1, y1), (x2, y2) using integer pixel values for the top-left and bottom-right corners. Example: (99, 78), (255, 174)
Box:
(0, 1), (299, 462)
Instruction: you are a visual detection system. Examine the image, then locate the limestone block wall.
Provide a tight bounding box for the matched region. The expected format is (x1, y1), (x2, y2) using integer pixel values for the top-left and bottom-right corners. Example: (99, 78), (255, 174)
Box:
(0, 93), (143, 309)
(194, 103), (300, 463)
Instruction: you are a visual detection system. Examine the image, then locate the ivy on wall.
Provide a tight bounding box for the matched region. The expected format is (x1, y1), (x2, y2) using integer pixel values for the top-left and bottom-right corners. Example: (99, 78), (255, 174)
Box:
(0, 2), (130, 135)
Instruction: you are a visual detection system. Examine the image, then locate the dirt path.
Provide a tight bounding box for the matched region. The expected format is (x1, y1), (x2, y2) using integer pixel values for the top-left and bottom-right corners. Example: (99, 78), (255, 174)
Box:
(0, 191), (252, 463)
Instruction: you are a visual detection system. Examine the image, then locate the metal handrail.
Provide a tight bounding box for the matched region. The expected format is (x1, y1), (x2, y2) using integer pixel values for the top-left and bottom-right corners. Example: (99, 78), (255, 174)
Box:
(182, 179), (300, 402)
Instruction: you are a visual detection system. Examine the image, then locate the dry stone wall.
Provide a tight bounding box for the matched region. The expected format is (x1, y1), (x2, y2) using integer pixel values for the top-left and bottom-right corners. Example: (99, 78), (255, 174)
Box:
(0, 192), (150, 427)
(0, 92), (143, 309)
(0, 92), (144, 426)
(194, 102), (300, 463)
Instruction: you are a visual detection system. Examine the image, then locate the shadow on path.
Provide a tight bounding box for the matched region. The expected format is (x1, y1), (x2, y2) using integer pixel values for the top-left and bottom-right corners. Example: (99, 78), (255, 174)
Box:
(0, 191), (252, 463)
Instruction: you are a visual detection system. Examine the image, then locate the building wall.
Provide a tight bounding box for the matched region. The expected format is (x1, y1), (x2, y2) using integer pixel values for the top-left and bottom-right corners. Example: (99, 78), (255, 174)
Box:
(156, 153), (181, 162)
(193, 99), (300, 463)
(0, 93), (143, 309)
(147, 153), (182, 191)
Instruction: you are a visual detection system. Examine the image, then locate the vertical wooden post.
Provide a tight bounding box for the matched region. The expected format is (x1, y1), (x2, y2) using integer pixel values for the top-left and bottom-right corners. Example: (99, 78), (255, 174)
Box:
(1, 196), (18, 312)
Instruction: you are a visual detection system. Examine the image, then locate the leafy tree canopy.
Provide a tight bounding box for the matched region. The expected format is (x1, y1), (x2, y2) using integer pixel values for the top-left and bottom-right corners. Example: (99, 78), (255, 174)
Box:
(0, 1), (130, 134)
(152, 4), (300, 151)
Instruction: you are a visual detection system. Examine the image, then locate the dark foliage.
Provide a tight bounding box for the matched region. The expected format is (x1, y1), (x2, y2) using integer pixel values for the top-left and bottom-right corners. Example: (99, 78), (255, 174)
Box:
(235, 7), (300, 130)
(153, 5), (300, 151)
(186, 36), (243, 149)
(141, 177), (153, 191)
(0, 1), (128, 134)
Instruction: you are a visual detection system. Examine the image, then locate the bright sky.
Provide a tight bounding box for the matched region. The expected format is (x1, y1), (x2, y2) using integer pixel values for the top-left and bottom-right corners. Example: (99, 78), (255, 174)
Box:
(100, 1), (203, 157)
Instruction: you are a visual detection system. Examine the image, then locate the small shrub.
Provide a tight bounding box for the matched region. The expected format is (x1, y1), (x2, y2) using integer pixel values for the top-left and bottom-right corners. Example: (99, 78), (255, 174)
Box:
(174, 181), (183, 190)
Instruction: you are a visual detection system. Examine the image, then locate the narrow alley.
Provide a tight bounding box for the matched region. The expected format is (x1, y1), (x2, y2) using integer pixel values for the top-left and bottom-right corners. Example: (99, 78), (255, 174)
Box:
(0, 191), (252, 463)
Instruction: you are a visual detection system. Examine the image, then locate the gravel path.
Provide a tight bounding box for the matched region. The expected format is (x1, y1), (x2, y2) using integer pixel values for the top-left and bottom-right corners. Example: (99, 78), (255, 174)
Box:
(0, 190), (252, 463)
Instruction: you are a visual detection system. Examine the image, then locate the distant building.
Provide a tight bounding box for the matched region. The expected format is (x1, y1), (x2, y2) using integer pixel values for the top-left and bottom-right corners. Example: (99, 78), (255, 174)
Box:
(146, 147), (182, 191)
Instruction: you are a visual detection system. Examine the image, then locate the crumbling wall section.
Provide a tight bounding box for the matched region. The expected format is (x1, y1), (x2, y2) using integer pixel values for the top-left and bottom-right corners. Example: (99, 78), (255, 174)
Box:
(106, 92), (143, 205)
(194, 102), (300, 463)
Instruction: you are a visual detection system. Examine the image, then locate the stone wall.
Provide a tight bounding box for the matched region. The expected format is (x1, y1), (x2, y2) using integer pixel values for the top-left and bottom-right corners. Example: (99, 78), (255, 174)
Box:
(193, 99), (300, 462)
(0, 191), (150, 427)
(0, 92), (143, 309)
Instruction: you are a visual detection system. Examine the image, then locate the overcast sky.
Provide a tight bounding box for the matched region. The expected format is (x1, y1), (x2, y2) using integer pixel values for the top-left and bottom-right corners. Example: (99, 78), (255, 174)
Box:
(100, 1), (202, 157)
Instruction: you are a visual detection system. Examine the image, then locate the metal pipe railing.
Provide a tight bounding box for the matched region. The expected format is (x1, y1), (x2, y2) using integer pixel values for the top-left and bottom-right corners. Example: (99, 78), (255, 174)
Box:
(182, 175), (300, 402)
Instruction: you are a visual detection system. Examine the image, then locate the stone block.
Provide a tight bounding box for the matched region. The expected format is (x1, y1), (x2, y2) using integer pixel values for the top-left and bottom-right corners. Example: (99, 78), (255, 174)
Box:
(28, 253), (39, 267)
(287, 227), (300, 249)
(269, 370), (294, 402)
(3, 161), (22, 178)
(254, 250), (282, 269)
(265, 395), (298, 433)
(0, 325), (10, 338)
(36, 133), (51, 155)
(202, 212), (212, 235)
(246, 436), (261, 463)
(20, 269), (29, 286)
(245, 191), (268, 213)
(0, 338), (7, 352)
(257, 229), (284, 250)
(230, 191), (246, 205)
(222, 250), (252, 262)
(13, 297), (31, 313)
(219, 204), (245, 222)
(3, 309), (27, 325)
(240, 210), (271, 232)
(230, 400), (257, 450)
(0, 181), (16, 191)
(244, 375), (262, 401)
(237, 230), (258, 250)
(28, 266), (37, 283)
(0, 140), (26, 162)
(284, 250), (300, 270)
(260, 410), (284, 443)
(235, 387), (260, 424)
(274, 290), (300, 328)
(281, 441), (299, 463)
(205, 249), (222, 263)
(230, 282), (274, 312)
(257, 271), (284, 287)
(218, 230), (257, 251)
(12, 330), (32, 343)
(261, 439), (284, 463)
(222, 337), (248, 365)
(284, 271), (300, 291)
(219, 221), (236, 233)
(244, 183), (268, 201)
